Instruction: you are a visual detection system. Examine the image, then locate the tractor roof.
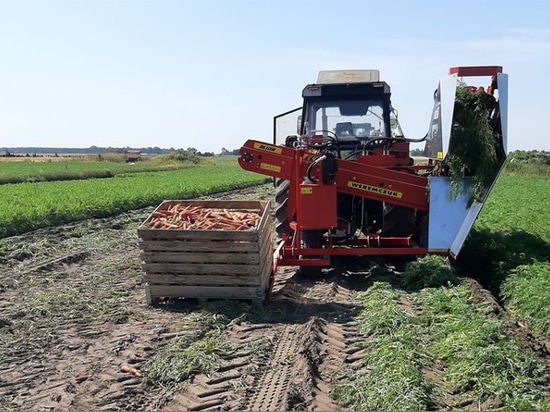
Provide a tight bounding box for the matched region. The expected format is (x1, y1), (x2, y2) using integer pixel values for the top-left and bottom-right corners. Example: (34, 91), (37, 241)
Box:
(302, 69), (391, 99)
(317, 70), (380, 84)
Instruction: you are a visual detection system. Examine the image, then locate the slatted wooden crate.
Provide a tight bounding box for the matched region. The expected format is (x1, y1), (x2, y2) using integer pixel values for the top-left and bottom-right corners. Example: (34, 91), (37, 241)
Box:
(137, 200), (273, 304)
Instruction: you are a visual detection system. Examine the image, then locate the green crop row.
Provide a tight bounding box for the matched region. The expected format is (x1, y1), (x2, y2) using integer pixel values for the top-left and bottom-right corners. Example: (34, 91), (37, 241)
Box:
(0, 160), (195, 185)
(458, 173), (550, 341)
(0, 164), (267, 238)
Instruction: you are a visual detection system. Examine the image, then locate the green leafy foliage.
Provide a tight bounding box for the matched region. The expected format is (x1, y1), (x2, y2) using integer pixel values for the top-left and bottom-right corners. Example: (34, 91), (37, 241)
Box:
(446, 85), (504, 202)
(402, 255), (459, 290)
(332, 279), (550, 411)
(0, 164), (267, 238)
(457, 173), (550, 341)
(505, 150), (550, 176)
(507, 150), (550, 166)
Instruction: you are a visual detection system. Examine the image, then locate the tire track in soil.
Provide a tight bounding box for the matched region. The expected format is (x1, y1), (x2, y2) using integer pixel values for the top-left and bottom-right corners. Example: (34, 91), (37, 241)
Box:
(0, 248), (182, 411)
(243, 324), (301, 411)
(0, 184), (277, 411)
(10, 184), (548, 411)
(164, 266), (372, 411)
(0, 218), (190, 411)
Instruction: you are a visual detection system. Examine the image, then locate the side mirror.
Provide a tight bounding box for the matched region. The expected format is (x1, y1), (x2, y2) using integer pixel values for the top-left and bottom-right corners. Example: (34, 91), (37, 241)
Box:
(297, 115), (302, 134)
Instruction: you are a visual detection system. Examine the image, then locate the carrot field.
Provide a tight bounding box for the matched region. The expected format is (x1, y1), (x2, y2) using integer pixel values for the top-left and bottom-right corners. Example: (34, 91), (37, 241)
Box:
(458, 172), (550, 342)
(0, 153), (201, 184)
(0, 163), (267, 238)
(1, 155), (549, 411)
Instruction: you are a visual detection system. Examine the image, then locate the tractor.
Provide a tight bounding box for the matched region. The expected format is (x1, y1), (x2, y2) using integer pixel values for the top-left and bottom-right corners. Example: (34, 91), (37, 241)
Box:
(238, 67), (508, 276)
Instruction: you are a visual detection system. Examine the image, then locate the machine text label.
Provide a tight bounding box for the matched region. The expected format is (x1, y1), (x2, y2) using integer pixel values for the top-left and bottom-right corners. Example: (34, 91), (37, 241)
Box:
(254, 142), (282, 154)
(260, 163), (281, 173)
(347, 181), (403, 199)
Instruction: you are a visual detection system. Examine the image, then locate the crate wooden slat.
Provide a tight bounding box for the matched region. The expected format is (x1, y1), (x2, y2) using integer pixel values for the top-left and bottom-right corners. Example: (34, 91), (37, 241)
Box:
(137, 200), (273, 304)
(142, 274), (263, 286)
(140, 251), (261, 264)
(147, 285), (261, 300)
(138, 240), (261, 253)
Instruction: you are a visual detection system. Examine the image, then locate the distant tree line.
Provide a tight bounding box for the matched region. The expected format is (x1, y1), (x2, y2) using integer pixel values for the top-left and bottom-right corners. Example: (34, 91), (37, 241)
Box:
(0, 146), (234, 157)
(507, 150), (550, 166)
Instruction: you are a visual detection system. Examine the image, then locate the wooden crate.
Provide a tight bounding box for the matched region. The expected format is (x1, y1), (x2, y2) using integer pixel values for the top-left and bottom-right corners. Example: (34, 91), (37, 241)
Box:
(137, 200), (273, 304)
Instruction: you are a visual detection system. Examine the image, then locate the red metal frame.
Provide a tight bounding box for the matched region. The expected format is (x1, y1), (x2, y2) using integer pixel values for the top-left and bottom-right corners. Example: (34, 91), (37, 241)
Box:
(448, 66), (502, 77)
(238, 139), (430, 211)
(239, 64), (507, 272)
(239, 138), (436, 269)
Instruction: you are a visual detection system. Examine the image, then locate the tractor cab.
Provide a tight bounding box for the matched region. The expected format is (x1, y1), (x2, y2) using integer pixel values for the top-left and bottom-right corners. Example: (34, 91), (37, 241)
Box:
(299, 70), (404, 149)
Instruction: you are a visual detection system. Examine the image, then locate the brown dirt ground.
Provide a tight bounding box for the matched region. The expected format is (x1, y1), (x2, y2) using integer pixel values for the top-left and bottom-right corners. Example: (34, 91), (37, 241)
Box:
(1, 183), (549, 411)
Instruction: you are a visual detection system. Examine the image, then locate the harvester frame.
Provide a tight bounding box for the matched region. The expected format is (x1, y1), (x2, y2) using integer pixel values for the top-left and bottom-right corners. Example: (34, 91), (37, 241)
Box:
(238, 66), (508, 274)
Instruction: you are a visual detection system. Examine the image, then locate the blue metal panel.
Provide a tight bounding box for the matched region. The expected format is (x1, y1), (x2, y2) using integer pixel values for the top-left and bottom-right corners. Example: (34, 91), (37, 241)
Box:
(428, 177), (471, 252)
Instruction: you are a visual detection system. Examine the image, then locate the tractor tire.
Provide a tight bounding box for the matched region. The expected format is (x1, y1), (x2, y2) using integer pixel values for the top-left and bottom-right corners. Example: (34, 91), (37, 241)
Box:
(299, 230), (324, 278)
(275, 179), (291, 239)
(382, 204), (417, 237)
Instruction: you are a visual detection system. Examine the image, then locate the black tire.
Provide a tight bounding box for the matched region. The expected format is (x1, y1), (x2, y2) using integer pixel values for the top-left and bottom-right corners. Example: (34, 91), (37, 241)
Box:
(382, 204), (417, 237)
(299, 230), (324, 278)
(275, 179), (291, 239)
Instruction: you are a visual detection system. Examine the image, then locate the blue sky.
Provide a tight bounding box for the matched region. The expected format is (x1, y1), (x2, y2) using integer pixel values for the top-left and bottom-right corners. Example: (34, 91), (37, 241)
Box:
(1, 0), (549, 153)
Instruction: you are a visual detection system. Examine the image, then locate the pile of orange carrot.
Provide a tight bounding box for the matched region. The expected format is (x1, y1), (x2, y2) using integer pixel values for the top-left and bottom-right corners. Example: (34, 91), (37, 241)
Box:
(145, 204), (262, 230)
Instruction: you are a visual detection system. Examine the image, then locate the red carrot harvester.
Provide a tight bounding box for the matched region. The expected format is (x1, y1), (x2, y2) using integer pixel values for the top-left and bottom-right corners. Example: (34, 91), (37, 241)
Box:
(238, 66), (508, 276)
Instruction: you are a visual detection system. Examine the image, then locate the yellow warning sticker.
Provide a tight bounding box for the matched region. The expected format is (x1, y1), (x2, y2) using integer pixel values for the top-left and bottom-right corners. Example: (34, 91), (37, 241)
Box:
(254, 142), (283, 154)
(301, 187), (313, 194)
(347, 181), (402, 199)
(260, 163), (281, 173)
(437, 151), (443, 159)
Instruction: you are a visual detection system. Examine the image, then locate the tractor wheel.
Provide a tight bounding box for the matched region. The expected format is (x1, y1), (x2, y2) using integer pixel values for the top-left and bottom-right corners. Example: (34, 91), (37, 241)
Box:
(299, 230), (324, 278)
(382, 204), (417, 237)
(275, 179), (291, 239)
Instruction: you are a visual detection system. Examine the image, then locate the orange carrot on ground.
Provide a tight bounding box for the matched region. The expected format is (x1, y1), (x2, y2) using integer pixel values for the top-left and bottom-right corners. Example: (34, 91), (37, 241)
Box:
(121, 365), (142, 378)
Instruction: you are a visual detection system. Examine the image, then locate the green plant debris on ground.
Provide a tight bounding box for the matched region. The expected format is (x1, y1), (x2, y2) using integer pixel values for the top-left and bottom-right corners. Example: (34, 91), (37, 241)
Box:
(2, 254), (142, 365)
(331, 257), (550, 411)
(414, 284), (549, 410)
(402, 255), (459, 291)
(144, 300), (269, 388)
(145, 336), (237, 387)
(331, 281), (433, 411)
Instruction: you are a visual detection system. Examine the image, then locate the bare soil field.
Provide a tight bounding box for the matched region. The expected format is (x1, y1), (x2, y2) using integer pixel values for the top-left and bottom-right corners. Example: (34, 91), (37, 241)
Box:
(1, 183), (549, 411)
